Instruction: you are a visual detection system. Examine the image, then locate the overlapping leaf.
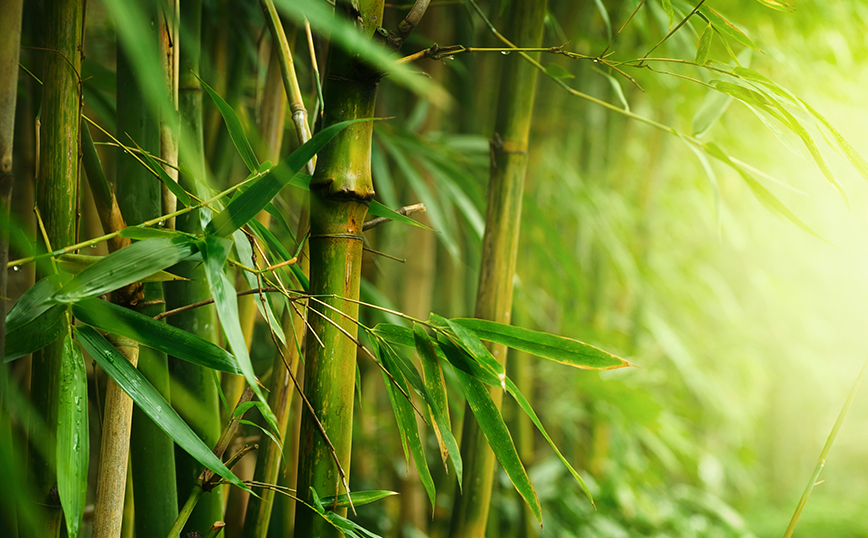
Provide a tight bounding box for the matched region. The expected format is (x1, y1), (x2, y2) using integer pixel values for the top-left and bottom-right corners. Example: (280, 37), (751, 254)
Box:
(74, 325), (250, 492)
(57, 334), (88, 538)
(71, 298), (242, 375)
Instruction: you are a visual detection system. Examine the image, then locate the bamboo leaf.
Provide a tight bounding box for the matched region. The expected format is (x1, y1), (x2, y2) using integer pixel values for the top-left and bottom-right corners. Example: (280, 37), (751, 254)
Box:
(371, 323), (414, 348)
(439, 338), (542, 526)
(703, 142), (827, 241)
(56, 254), (187, 282)
(199, 234), (279, 433)
(207, 119), (362, 237)
(695, 23), (713, 65)
(71, 298), (242, 375)
(414, 324), (462, 485)
(798, 98), (868, 184)
(373, 339), (436, 508)
(439, 316), (506, 386)
(129, 139), (192, 206)
(118, 226), (186, 240)
(320, 490), (398, 510)
(197, 75), (260, 174)
(661, 0), (674, 28)
(232, 229), (286, 345)
(4, 304), (67, 362)
(57, 333), (88, 538)
(74, 325), (251, 493)
(51, 236), (198, 304)
(544, 63), (575, 80)
(6, 274), (62, 331)
(452, 318), (631, 370)
(698, 7), (761, 51)
(503, 375), (594, 506)
(368, 200), (432, 230)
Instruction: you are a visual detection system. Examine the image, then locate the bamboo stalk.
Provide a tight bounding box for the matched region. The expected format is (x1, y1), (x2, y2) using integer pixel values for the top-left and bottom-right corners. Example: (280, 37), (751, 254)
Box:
(29, 1), (83, 535)
(239, 35), (309, 538)
(168, 0), (225, 532)
(448, 0), (548, 536)
(92, 337), (139, 538)
(0, 0), (23, 363)
(89, 5), (181, 535)
(159, 0), (180, 230)
(292, 2), (384, 536)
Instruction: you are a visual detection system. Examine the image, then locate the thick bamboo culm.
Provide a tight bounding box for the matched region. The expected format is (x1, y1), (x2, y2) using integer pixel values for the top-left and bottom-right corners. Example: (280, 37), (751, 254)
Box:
(292, 2), (384, 537)
(29, 1), (84, 536)
(448, 0), (549, 536)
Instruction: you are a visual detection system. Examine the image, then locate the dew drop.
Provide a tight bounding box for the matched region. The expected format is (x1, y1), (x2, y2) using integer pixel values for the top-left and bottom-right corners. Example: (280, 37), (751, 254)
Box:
(156, 405), (162, 413)
(501, 51), (510, 56)
(12, 266), (19, 272)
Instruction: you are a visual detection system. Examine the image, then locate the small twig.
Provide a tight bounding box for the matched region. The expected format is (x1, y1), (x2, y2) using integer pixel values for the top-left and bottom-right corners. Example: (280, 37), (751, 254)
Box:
(389, 0), (432, 50)
(640, 0), (708, 63)
(154, 287), (294, 321)
(363, 247), (405, 263)
(362, 202), (426, 230)
(601, 0), (646, 57)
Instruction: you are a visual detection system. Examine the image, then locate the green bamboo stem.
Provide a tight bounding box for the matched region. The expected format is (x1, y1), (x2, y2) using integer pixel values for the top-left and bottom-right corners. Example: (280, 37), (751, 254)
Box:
(168, 0), (224, 533)
(0, 0), (23, 364)
(28, 1), (83, 535)
(448, 0), (547, 536)
(292, 2), (383, 536)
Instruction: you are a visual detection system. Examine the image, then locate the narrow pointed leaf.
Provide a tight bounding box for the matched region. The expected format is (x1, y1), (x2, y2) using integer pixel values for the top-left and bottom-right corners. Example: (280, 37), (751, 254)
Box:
(58, 333), (88, 538)
(207, 119), (363, 237)
(71, 298), (242, 374)
(799, 98), (868, 184)
(5, 304), (67, 362)
(414, 324), (462, 484)
(56, 254), (187, 282)
(439, 338), (542, 526)
(703, 142), (827, 241)
(6, 274), (62, 331)
(695, 23), (713, 65)
(74, 325), (251, 492)
(371, 323), (414, 348)
(232, 228), (286, 345)
(373, 340), (436, 508)
(197, 75), (259, 174)
(118, 226), (186, 240)
(503, 375), (594, 506)
(51, 236), (198, 303)
(130, 139), (192, 206)
(661, 0), (674, 28)
(452, 318), (631, 370)
(698, 7), (761, 51)
(200, 235), (279, 433)
(320, 490), (398, 510)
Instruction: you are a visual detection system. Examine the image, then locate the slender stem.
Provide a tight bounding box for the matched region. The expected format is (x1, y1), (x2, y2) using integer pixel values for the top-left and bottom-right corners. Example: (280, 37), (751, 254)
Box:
(782, 356), (868, 538)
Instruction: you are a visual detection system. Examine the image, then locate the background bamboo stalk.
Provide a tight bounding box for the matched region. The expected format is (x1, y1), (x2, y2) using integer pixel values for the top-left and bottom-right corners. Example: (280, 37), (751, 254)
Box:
(92, 337), (139, 538)
(448, 0), (548, 536)
(168, 0), (224, 532)
(28, 1), (83, 535)
(239, 36), (309, 538)
(159, 0), (180, 230)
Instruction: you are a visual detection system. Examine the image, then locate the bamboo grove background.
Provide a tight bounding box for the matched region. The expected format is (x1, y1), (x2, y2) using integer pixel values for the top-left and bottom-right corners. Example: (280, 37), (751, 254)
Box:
(3, 0), (868, 537)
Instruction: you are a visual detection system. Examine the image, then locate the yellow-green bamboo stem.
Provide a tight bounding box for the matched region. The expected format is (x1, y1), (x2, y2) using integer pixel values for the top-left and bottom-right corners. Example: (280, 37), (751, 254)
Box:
(293, 2), (383, 537)
(448, 0), (547, 536)
(92, 337), (139, 538)
(159, 0), (180, 229)
(0, 0), (23, 371)
(107, 6), (182, 535)
(259, 0), (315, 172)
(239, 36), (309, 538)
(29, 1), (83, 535)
